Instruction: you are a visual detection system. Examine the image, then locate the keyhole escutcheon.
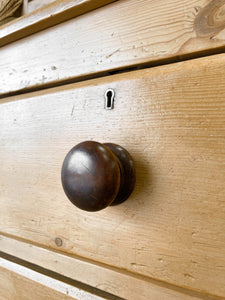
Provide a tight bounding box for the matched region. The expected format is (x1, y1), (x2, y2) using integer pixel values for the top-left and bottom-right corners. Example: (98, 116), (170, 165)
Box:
(105, 88), (115, 110)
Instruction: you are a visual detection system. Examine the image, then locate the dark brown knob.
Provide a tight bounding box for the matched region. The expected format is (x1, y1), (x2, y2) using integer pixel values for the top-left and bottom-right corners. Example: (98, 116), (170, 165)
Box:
(61, 141), (136, 212)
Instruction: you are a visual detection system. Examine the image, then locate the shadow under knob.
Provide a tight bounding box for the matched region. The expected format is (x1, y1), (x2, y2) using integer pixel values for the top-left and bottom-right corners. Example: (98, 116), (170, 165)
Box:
(61, 141), (136, 212)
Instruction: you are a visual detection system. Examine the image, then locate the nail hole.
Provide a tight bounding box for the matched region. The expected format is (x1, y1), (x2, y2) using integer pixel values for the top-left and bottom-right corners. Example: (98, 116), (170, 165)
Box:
(55, 237), (62, 247)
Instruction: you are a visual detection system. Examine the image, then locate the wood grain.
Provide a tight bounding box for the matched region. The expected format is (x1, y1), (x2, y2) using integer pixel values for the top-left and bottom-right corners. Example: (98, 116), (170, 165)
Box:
(0, 257), (105, 300)
(1, 53), (225, 297)
(0, 266), (77, 300)
(27, 0), (56, 14)
(0, 0), (22, 26)
(0, 0), (117, 46)
(0, 236), (219, 300)
(1, 0), (225, 96)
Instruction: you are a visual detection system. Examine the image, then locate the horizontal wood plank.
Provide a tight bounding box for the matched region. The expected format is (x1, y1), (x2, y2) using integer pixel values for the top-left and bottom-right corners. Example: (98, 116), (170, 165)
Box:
(27, 0), (57, 14)
(0, 266), (77, 300)
(0, 0), (117, 47)
(1, 0), (225, 96)
(0, 236), (218, 300)
(0, 257), (105, 300)
(0, 53), (225, 297)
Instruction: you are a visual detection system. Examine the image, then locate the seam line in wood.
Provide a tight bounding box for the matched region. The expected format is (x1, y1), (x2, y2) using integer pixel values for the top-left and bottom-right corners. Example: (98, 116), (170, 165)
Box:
(0, 232), (222, 300)
(1, 47), (225, 101)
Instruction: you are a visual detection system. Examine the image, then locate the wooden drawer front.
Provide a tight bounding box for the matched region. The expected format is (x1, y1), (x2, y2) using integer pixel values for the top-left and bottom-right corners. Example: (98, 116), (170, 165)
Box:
(0, 257), (105, 300)
(1, 53), (225, 298)
(1, 0), (225, 96)
(0, 265), (75, 300)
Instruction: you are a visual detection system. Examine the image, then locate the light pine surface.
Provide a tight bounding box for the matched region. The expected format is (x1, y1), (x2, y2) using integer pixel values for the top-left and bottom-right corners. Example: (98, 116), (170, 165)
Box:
(0, 0), (117, 46)
(0, 267), (76, 300)
(27, 0), (56, 14)
(0, 266), (77, 300)
(0, 235), (219, 300)
(1, 0), (225, 95)
(0, 53), (225, 298)
(0, 257), (106, 300)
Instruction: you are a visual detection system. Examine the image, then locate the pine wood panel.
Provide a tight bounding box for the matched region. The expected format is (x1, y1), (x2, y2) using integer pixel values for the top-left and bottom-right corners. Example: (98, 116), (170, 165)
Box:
(0, 53), (225, 297)
(0, 235), (218, 300)
(0, 266), (77, 300)
(27, 0), (56, 14)
(1, 0), (225, 96)
(0, 0), (117, 46)
(0, 257), (105, 300)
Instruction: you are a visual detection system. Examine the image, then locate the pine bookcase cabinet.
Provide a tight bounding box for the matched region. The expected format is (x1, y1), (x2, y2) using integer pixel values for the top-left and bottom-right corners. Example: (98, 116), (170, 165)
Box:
(0, 0), (225, 299)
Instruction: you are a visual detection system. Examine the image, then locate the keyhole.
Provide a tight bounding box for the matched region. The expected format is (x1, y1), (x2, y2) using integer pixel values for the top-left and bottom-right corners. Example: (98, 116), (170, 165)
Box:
(105, 89), (115, 110)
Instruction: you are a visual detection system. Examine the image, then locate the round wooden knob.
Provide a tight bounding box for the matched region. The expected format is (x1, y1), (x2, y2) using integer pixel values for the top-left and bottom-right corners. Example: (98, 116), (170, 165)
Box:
(61, 141), (136, 212)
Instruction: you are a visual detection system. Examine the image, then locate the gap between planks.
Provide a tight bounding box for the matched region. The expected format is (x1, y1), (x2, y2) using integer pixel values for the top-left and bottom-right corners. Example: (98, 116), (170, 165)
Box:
(0, 233), (222, 300)
(0, 257), (112, 300)
(1, 0), (225, 97)
(1, 45), (225, 100)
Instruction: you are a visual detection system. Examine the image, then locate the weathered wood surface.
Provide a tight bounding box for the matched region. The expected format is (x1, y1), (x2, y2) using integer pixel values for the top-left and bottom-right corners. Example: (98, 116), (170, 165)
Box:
(0, 257), (105, 300)
(0, 0), (117, 46)
(27, 0), (56, 14)
(1, 0), (225, 95)
(0, 53), (225, 297)
(0, 267), (77, 300)
(0, 236), (218, 300)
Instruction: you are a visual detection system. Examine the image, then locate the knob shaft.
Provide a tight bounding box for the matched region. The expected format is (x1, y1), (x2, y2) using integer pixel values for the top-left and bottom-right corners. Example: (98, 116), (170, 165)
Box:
(61, 141), (135, 212)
